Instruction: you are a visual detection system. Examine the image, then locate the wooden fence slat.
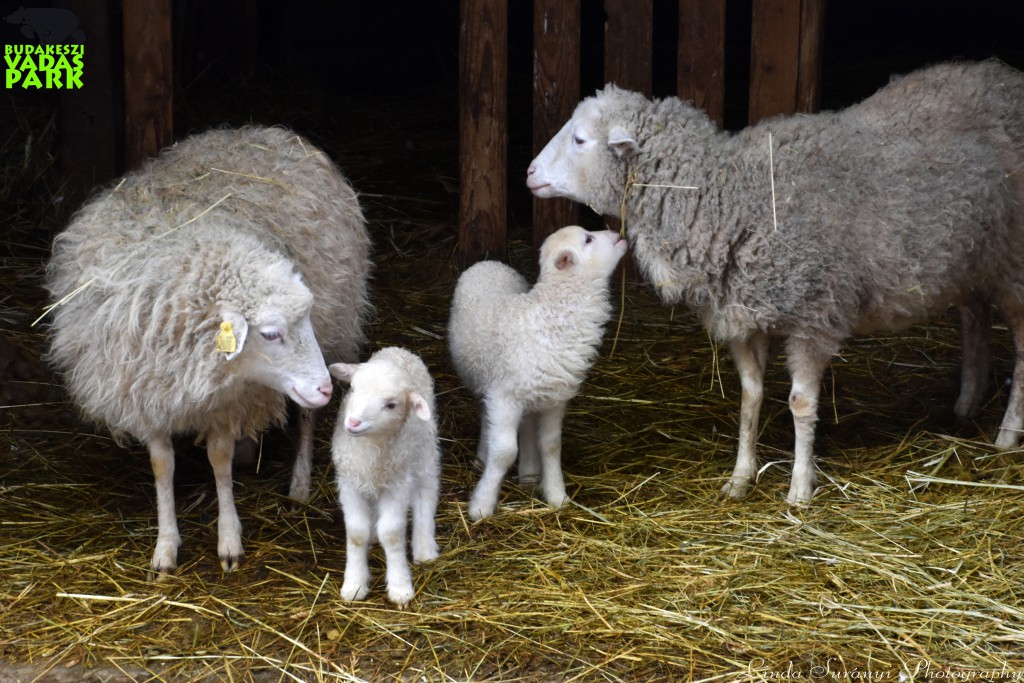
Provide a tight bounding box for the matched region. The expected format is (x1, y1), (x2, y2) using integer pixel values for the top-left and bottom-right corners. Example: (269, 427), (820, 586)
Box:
(532, 0), (580, 249)
(678, 0), (726, 127)
(603, 0), (653, 96)
(748, 0), (801, 124)
(797, 0), (826, 113)
(458, 0), (509, 267)
(123, 0), (173, 169)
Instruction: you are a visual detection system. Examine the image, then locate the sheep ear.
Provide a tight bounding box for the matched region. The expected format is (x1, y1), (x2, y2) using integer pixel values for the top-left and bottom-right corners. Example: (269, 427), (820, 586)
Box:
(217, 310), (248, 361)
(555, 249), (577, 271)
(409, 391), (432, 422)
(608, 126), (639, 158)
(328, 363), (359, 384)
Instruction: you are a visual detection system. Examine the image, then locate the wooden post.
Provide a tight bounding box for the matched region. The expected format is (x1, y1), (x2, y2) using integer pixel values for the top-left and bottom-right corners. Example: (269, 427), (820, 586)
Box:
(532, 0), (580, 249)
(748, 0), (825, 124)
(123, 0), (173, 169)
(603, 0), (653, 96)
(677, 0), (726, 128)
(458, 0), (508, 268)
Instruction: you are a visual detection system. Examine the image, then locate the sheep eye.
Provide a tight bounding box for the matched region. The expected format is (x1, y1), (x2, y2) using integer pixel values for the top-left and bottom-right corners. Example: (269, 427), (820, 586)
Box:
(384, 400), (397, 411)
(584, 234), (594, 245)
(573, 135), (585, 146)
(260, 330), (282, 342)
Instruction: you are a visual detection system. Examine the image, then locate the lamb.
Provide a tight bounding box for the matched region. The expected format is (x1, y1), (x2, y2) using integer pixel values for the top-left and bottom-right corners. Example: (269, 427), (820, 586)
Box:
(527, 60), (1024, 505)
(45, 125), (371, 573)
(448, 225), (628, 520)
(328, 347), (440, 608)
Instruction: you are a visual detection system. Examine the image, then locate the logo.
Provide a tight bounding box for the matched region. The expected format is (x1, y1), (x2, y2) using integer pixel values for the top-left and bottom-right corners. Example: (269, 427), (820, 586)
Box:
(4, 7), (85, 89)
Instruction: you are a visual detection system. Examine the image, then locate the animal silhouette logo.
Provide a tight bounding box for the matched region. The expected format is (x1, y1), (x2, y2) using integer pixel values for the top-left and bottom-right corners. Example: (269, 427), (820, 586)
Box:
(5, 6), (85, 44)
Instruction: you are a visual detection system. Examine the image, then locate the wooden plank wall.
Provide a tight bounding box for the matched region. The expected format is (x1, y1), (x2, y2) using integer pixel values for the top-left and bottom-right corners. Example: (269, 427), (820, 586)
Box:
(123, 0), (174, 169)
(457, 0), (825, 266)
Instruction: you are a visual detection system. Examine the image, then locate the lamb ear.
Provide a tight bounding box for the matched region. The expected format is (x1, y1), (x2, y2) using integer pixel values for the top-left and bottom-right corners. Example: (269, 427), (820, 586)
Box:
(328, 363), (359, 384)
(409, 391), (432, 421)
(217, 310), (248, 361)
(608, 125), (639, 158)
(555, 249), (577, 271)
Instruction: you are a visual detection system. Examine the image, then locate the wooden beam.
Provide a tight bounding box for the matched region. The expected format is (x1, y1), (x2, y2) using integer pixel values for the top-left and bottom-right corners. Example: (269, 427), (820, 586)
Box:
(458, 0), (508, 267)
(123, 0), (173, 169)
(603, 0), (653, 95)
(677, 0), (726, 128)
(749, 0), (825, 124)
(532, 0), (580, 249)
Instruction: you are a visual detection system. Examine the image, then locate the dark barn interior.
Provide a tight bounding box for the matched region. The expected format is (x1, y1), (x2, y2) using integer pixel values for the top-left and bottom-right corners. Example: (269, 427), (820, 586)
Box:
(3, 1), (1024, 680)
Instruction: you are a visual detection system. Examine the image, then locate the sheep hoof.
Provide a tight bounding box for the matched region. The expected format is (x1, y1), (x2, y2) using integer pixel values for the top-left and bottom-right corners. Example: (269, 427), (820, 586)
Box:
(413, 542), (439, 564)
(994, 429), (1021, 450)
(785, 482), (817, 507)
(220, 553), (243, 572)
(719, 480), (750, 500)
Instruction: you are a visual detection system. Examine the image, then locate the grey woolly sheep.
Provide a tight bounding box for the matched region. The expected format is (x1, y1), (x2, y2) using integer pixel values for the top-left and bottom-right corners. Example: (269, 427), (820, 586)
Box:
(329, 347), (440, 608)
(527, 60), (1024, 505)
(45, 125), (371, 574)
(448, 225), (627, 520)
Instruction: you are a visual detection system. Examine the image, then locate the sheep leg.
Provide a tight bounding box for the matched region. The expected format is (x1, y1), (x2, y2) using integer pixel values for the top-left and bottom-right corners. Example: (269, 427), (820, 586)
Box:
(517, 412), (541, 487)
(207, 431), (244, 571)
(147, 435), (180, 576)
(377, 493), (415, 608)
(537, 401), (569, 508)
(287, 406), (316, 504)
(721, 334), (770, 500)
(954, 296), (991, 419)
(411, 471), (440, 564)
(995, 302), (1024, 449)
(468, 397), (523, 521)
(339, 486), (373, 602)
(785, 337), (837, 505)
(474, 402), (490, 469)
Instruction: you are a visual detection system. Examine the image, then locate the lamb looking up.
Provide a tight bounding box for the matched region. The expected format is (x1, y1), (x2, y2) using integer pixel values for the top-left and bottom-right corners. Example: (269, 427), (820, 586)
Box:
(45, 126), (370, 574)
(329, 347), (440, 608)
(527, 60), (1024, 504)
(448, 225), (628, 520)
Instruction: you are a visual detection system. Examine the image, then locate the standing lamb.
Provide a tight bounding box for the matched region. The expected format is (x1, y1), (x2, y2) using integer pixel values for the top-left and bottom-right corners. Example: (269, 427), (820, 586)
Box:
(329, 347), (440, 608)
(449, 225), (628, 520)
(45, 126), (371, 574)
(527, 60), (1024, 505)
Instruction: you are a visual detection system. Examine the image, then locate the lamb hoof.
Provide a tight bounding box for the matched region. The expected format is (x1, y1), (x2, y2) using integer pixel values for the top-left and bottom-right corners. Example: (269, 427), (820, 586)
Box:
(340, 581), (370, 602)
(387, 583), (415, 609)
(785, 481), (817, 507)
(413, 541), (440, 564)
(220, 553), (243, 572)
(149, 543), (179, 578)
(468, 493), (495, 521)
(719, 479), (750, 500)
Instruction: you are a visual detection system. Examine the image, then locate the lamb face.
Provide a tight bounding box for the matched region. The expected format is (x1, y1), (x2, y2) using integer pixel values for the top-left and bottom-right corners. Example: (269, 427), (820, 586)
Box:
(329, 360), (431, 438)
(538, 225), (628, 282)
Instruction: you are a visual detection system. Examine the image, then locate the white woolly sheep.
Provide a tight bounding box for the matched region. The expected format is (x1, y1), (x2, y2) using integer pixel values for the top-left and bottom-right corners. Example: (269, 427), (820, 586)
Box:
(527, 60), (1024, 505)
(448, 225), (627, 520)
(329, 347), (440, 608)
(45, 125), (371, 574)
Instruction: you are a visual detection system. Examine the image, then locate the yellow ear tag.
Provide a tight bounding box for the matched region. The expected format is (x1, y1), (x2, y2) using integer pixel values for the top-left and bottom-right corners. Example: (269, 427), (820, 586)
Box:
(215, 321), (237, 353)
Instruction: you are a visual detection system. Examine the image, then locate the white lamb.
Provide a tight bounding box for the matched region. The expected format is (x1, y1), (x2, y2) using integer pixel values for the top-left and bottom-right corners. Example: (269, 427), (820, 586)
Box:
(448, 225), (628, 520)
(45, 126), (370, 574)
(329, 347), (440, 608)
(527, 60), (1024, 504)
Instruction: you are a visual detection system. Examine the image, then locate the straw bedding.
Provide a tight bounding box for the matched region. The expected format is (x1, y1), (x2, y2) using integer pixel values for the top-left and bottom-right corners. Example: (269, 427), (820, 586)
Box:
(2, 94), (1024, 682)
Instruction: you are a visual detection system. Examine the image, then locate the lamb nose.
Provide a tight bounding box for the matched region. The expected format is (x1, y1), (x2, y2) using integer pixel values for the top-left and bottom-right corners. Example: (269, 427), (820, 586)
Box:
(346, 417), (362, 430)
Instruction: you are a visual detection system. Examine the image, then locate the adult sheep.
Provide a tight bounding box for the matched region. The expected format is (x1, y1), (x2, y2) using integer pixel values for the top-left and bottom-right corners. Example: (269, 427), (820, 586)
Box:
(45, 126), (371, 573)
(527, 60), (1024, 505)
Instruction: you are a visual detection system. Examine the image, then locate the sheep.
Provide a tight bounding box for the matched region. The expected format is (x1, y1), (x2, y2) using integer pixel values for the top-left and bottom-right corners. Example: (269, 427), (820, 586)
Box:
(527, 60), (1024, 505)
(448, 225), (628, 520)
(45, 125), (371, 574)
(328, 347), (440, 608)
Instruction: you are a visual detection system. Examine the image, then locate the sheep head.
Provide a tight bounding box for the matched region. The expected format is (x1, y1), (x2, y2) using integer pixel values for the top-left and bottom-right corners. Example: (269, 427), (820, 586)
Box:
(330, 359), (431, 439)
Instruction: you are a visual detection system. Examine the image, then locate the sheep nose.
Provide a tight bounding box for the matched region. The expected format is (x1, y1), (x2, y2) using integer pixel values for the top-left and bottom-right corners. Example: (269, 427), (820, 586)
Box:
(526, 162), (535, 176)
(346, 417), (362, 431)
(318, 381), (333, 399)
